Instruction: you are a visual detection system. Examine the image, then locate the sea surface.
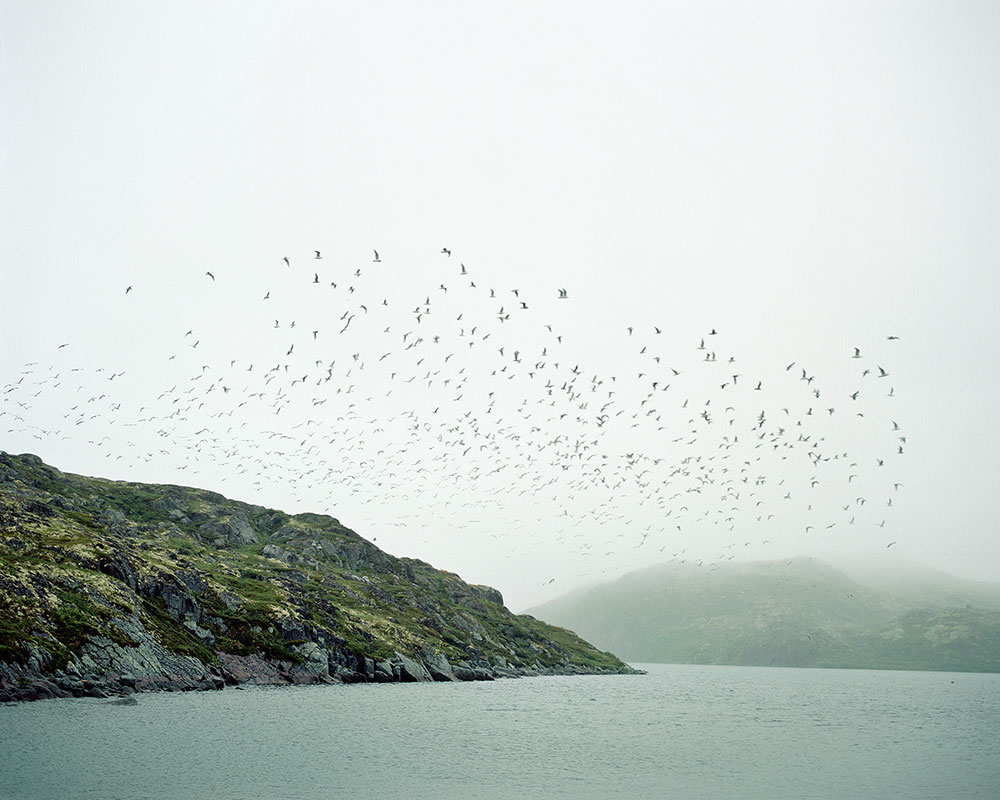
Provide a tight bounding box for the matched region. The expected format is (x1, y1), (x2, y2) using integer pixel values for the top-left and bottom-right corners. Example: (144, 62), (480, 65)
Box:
(1, 663), (997, 799)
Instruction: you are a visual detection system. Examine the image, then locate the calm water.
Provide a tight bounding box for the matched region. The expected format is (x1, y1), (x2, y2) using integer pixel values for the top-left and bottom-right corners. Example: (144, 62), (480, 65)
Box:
(1, 664), (997, 799)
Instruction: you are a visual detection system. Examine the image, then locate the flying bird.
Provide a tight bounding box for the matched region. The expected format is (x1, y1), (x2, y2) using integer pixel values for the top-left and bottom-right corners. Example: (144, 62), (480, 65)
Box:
(205, 271), (215, 281)
(314, 250), (322, 259)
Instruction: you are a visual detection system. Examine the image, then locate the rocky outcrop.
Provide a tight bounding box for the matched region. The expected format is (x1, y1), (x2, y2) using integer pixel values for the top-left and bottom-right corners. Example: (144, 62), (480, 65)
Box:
(0, 628), (225, 702)
(0, 451), (640, 702)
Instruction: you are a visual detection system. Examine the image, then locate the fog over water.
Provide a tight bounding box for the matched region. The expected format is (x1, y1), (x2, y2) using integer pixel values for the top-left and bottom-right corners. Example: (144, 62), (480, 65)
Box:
(2, 2), (999, 610)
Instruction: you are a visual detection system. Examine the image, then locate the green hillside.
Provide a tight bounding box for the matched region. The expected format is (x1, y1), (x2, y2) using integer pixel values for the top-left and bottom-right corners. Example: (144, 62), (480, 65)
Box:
(527, 558), (1000, 672)
(0, 451), (637, 702)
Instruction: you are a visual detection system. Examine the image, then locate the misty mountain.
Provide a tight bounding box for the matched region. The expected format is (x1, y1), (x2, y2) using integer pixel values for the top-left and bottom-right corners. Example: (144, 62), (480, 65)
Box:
(829, 555), (1000, 612)
(526, 558), (1000, 672)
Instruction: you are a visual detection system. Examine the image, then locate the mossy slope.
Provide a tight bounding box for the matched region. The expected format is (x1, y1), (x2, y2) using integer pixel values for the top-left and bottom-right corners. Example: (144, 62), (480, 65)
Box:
(0, 451), (637, 700)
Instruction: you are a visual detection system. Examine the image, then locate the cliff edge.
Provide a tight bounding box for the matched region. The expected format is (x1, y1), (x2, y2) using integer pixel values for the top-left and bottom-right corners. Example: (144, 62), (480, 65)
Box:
(0, 452), (638, 701)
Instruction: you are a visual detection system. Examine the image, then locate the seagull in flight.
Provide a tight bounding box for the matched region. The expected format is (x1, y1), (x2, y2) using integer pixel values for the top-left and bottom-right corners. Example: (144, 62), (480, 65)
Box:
(205, 271), (215, 281)
(124, 285), (132, 295)
(314, 250), (322, 259)
(441, 247), (451, 256)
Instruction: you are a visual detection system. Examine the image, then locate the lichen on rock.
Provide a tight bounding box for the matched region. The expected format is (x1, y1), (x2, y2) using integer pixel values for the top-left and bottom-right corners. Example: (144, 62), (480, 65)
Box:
(0, 451), (639, 702)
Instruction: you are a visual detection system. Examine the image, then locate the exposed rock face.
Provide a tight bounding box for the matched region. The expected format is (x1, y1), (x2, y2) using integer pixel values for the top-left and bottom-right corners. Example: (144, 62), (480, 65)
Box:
(200, 510), (259, 547)
(0, 452), (639, 702)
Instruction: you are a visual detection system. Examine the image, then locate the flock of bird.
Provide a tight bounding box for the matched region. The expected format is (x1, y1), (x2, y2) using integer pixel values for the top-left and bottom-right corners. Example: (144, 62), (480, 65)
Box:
(3, 247), (906, 591)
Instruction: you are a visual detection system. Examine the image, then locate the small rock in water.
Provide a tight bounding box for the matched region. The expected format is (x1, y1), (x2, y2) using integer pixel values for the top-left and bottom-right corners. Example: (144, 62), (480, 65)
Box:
(106, 695), (138, 706)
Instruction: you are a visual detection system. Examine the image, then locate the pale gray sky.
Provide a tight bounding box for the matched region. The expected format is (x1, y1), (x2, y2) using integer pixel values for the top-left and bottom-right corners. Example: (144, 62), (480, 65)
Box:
(2, 1), (999, 610)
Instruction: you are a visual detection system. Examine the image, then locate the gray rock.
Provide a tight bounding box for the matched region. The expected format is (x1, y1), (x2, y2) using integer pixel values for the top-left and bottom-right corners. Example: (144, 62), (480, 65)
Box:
(100, 509), (126, 525)
(453, 663), (495, 681)
(492, 666), (521, 678)
(288, 642), (330, 683)
(218, 653), (290, 686)
(423, 650), (458, 682)
(55, 675), (85, 692)
(469, 584), (504, 606)
(393, 653), (432, 682)
(218, 591), (243, 612)
(261, 544), (320, 570)
(182, 617), (215, 645)
(106, 695), (138, 706)
(155, 581), (201, 622)
(200, 510), (258, 546)
(99, 552), (138, 591)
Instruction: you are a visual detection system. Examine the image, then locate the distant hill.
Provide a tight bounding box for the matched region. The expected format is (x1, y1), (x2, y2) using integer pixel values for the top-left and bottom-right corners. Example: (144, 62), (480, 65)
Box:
(526, 558), (1000, 672)
(0, 452), (636, 702)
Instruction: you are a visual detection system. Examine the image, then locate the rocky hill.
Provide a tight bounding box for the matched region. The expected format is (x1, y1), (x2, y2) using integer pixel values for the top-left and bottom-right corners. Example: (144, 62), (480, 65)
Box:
(0, 452), (637, 701)
(527, 558), (1000, 672)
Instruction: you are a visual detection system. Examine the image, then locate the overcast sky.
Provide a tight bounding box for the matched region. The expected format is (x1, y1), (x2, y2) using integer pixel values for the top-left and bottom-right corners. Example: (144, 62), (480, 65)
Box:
(2, 1), (999, 610)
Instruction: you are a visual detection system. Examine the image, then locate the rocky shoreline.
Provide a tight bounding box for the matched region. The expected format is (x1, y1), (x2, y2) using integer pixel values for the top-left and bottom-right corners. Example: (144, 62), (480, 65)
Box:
(1, 623), (638, 703)
(1, 452), (641, 703)
(2, 641), (631, 703)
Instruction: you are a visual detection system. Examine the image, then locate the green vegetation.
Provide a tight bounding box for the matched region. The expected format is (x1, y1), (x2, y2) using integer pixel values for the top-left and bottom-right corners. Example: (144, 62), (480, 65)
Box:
(140, 597), (217, 664)
(50, 588), (105, 653)
(194, 588), (305, 664)
(0, 451), (634, 689)
(0, 595), (35, 665)
(528, 558), (1000, 673)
